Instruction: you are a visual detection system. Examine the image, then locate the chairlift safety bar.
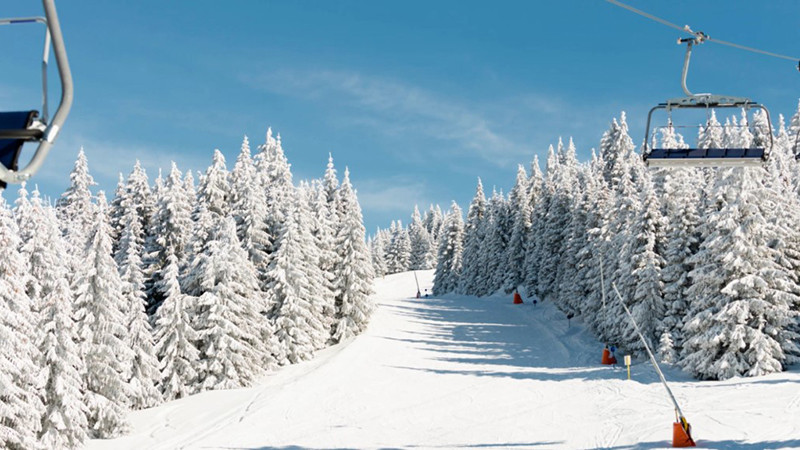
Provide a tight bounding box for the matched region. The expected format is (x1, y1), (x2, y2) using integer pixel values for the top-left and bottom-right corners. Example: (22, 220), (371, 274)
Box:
(0, 16), (50, 124)
(643, 101), (774, 168)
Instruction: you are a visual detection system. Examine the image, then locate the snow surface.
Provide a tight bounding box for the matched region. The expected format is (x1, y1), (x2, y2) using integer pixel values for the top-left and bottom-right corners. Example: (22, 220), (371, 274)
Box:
(88, 270), (800, 449)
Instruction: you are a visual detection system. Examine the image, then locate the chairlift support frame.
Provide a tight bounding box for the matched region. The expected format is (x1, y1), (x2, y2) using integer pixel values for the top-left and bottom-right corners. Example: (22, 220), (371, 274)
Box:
(643, 34), (773, 168)
(0, 0), (73, 186)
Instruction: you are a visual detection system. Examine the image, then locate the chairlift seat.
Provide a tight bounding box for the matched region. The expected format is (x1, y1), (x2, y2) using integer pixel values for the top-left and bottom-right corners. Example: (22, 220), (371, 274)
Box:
(0, 111), (43, 186)
(645, 147), (766, 168)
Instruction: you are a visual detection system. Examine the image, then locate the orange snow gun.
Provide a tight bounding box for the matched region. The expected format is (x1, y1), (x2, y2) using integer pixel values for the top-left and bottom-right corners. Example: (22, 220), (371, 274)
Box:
(611, 283), (696, 448)
(673, 415), (696, 447)
(513, 291), (523, 304)
(601, 347), (616, 365)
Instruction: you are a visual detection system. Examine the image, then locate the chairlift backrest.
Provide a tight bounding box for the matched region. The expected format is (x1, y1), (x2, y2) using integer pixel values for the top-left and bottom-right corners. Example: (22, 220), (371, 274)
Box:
(642, 96), (773, 168)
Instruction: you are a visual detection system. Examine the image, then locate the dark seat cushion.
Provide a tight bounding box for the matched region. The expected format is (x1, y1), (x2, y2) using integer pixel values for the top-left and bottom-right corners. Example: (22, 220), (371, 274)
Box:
(647, 148), (765, 160)
(0, 111), (40, 172)
(0, 111), (42, 187)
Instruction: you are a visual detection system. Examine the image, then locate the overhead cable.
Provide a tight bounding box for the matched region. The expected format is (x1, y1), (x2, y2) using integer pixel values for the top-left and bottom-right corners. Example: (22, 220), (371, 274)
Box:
(605, 0), (800, 64)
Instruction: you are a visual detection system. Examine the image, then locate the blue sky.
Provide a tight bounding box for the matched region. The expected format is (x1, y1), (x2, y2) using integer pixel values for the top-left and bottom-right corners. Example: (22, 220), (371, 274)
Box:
(2, 0), (799, 232)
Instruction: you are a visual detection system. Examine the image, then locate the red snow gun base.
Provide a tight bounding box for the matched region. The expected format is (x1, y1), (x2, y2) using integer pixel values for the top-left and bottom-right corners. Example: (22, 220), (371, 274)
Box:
(601, 347), (617, 365)
(513, 292), (523, 304)
(672, 421), (696, 447)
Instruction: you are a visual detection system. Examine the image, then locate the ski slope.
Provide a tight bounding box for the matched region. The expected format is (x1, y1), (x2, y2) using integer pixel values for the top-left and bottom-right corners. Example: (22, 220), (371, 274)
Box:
(88, 270), (800, 449)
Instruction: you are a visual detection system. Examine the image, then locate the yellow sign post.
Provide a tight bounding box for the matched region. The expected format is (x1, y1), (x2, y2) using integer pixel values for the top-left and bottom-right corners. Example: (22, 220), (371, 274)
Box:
(624, 355), (631, 380)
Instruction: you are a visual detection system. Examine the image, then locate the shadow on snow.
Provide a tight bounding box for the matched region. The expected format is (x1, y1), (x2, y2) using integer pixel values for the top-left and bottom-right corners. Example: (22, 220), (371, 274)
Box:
(214, 443), (562, 450)
(605, 437), (800, 449)
(379, 295), (689, 385)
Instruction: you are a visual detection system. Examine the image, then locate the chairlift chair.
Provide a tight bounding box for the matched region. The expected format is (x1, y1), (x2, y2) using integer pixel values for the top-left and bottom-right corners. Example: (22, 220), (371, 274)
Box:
(794, 127), (800, 161)
(642, 35), (773, 168)
(0, 0), (73, 188)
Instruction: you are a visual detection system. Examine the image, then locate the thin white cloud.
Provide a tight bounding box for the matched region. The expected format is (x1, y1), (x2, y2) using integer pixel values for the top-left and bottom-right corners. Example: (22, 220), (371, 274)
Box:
(34, 131), (212, 193)
(242, 69), (538, 166)
(354, 175), (432, 214)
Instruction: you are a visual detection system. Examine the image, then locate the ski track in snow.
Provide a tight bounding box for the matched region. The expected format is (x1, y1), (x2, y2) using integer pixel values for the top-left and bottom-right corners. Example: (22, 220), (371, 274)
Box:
(788, 391), (800, 412)
(87, 270), (800, 450)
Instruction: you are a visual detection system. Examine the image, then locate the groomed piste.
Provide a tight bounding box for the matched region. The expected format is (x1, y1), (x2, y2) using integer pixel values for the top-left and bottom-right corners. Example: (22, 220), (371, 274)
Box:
(88, 270), (800, 450)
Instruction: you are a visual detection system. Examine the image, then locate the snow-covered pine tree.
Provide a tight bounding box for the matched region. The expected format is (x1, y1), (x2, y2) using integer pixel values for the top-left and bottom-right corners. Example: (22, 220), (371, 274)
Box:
(127, 160), (155, 228)
(433, 202), (464, 295)
(660, 166), (701, 352)
(188, 149), (231, 262)
(682, 168), (798, 379)
(307, 180), (338, 335)
(74, 192), (132, 438)
(408, 206), (434, 270)
(144, 163), (194, 314)
(268, 195), (330, 364)
(322, 153), (340, 209)
(382, 222), (398, 274)
(459, 178), (487, 295)
(502, 164), (529, 293)
(522, 155), (544, 297)
(768, 115), (796, 188)
(787, 100), (800, 194)
(118, 192), (162, 410)
(550, 138), (580, 306)
(19, 188), (89, 449)
(559, 164), (592, 316)
(697, 110), (724, 150)
(115, 161), (154, 269)
(56, 148), (97, 248)
(751, 108), (772, 150)
(370, 228), (388, 278)
(764, 117), (800, 364)
(230, 145), (284, 368)
(422, 206), (441, 269)
(576, 152), (615, 335)
(153, 251), (200, 400)
(255, 129), (295, 251)
(386, 221), (411, 274)
(56, 149), (99, 344)
(600, 163), (642, 347)
(533, 144), (561, 301)
(0, 195), (43, 449)
(231, 135), (273, 284)
(423, 204), (444, 248)
(332, 168), (374, 342)
(481, 189), (510, 295)
(657, 330), (678, 364)
(187, 217), (272, 391)
(109, 173), (125, 248)
(199, 149), (231, 218)
(616, 169), (666, 354)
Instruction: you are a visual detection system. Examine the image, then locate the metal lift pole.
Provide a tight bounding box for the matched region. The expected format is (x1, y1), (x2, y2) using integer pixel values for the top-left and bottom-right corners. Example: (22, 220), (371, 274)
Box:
(611, 282), (694, 439)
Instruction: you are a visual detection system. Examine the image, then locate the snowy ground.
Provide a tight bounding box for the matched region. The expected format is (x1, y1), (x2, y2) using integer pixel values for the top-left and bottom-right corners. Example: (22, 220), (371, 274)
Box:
(88, 270), (800, 449)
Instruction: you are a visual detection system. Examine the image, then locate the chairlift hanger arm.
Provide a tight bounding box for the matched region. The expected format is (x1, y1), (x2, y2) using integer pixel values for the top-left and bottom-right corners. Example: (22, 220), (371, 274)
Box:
(605, 0), (800, 70)
(0, 0), (72, 185)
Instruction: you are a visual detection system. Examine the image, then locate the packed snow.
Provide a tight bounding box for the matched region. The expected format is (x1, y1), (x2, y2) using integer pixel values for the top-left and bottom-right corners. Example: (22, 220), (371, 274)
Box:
(88, 270), (800, 449)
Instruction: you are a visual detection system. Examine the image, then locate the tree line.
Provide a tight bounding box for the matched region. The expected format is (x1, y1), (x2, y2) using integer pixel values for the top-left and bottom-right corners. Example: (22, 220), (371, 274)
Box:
(0, 129), (374, 448)
(427, 104), (800, 381)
